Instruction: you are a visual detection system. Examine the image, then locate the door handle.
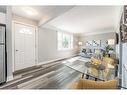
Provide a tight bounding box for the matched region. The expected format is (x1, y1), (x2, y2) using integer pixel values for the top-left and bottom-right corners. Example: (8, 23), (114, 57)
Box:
(15, 50), (19, 51)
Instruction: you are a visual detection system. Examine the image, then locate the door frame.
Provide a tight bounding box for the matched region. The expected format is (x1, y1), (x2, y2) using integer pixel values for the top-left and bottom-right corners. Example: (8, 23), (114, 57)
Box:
(12, 21), (38, 72)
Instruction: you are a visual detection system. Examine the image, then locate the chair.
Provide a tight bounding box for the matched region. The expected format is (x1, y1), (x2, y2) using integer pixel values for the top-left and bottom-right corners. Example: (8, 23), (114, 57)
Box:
(91, 57), (116, 80)
(102, 57), (115, 66)
(70, 79), (118, 89)
(102, 57), (117, 79)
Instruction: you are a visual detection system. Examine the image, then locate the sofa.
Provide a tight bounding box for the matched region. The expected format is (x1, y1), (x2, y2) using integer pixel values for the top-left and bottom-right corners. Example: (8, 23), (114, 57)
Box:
(79, 48), (93, 58)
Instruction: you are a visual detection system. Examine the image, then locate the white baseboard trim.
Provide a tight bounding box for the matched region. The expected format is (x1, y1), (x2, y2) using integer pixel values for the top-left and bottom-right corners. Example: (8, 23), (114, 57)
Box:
(7, 75), (13, 82)
(37, 54), (77, 66)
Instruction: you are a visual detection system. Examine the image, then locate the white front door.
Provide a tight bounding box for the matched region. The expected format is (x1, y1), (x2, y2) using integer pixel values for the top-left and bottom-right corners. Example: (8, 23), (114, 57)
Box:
(14, 23), (36, 71)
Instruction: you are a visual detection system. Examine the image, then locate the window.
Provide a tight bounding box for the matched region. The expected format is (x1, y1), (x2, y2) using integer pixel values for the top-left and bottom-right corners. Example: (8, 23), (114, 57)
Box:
(57, 31), (73, 50)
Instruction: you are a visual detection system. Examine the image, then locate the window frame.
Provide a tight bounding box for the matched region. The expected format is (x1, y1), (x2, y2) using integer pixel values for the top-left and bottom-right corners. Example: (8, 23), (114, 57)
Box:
(57, 31), (73, 51)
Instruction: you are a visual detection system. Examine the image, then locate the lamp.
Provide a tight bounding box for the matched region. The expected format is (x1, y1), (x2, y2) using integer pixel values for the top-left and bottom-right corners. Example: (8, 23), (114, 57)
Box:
(108, 39), (115, 45)
(78, 41), (83, 46)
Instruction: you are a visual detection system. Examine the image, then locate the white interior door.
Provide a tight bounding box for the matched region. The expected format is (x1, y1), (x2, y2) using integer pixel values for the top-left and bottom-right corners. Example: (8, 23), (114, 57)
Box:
(14, 23), (35, 71)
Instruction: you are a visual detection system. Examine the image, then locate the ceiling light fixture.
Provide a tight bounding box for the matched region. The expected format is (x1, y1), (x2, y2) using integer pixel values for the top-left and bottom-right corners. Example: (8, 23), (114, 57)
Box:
(22, 7), (38, 16)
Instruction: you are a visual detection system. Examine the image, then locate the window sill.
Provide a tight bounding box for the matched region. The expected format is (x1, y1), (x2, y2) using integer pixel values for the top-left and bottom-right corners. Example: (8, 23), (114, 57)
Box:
(58, 48), (73, 51)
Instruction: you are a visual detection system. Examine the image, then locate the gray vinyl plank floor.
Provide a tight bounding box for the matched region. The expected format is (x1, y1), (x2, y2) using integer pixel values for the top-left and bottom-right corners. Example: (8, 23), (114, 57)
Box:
(0, 60), (81, 89)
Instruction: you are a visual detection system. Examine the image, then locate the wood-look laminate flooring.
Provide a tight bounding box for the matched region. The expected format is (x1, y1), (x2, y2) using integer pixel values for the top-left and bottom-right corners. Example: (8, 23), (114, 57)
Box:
(0, 59), (81, 89)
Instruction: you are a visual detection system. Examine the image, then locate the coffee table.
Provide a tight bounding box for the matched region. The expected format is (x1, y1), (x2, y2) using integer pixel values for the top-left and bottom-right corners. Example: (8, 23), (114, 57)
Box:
(63, 57), (115, 81)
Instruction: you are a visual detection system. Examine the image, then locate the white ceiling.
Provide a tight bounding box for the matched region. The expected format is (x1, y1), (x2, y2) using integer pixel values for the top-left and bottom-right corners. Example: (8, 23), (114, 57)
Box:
(12, 6), (122, 34)
(44, 6), (122, 34)
(12, 6), (73, 24)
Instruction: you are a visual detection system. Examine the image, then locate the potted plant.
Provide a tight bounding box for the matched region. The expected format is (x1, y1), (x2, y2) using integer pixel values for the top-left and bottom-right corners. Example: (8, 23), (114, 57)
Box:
(105, 45), (114, 57)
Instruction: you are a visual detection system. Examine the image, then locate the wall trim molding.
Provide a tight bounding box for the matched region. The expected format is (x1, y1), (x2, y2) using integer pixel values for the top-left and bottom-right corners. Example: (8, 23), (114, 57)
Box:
(7, 75), (13, 82)
(37, 54), (77, 66)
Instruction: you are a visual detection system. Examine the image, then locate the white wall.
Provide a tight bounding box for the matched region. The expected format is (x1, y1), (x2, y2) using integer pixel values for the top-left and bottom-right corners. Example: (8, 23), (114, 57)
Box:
(79, 32), (116, 45)
(78, 32), (116, 49)
(0, 12), (6, 24)
(11, 15), (79, 68)
(38, 27), (79, 64)
(38, 27), (117, 64)
(6, 6), (13, 81)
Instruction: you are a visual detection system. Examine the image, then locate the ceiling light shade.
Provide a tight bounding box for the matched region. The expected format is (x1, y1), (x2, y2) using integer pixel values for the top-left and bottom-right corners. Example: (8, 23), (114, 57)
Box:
(108, 39), (115, 45)
(22, 7), (38, 16)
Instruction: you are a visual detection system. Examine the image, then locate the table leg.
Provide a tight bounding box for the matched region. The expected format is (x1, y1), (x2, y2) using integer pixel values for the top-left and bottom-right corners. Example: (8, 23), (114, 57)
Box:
(95, 78), (98, 81)
(86, 74), (89, 79)
(82, 73), (84, 78)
